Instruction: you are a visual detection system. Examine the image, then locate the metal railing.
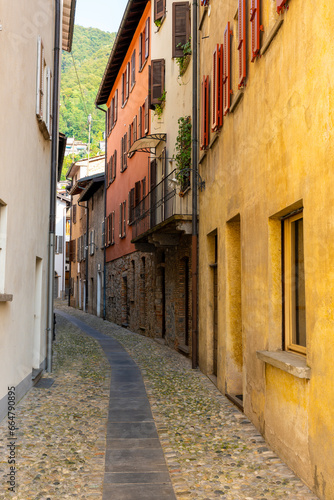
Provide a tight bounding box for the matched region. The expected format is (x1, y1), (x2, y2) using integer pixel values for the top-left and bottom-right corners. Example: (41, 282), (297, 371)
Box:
(132, 169), (192, 240)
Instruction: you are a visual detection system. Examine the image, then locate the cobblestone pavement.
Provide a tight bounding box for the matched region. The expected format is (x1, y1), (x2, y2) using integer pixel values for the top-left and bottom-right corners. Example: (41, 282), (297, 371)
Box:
(0, 301), (318, 499)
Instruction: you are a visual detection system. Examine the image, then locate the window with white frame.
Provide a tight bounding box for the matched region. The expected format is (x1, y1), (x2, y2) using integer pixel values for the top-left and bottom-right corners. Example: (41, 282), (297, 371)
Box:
(36, 36), (52, 139)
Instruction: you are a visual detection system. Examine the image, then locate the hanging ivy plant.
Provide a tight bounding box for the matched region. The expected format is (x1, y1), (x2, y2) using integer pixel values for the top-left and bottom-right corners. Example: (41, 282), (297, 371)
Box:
(153, 89), (167, 119)
(176, 38), (192, 77)
(175, 116), (191, 191)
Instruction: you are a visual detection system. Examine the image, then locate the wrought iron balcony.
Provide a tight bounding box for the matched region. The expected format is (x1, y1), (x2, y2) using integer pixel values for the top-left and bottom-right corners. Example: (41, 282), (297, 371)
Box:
(131, 169), (192, 242)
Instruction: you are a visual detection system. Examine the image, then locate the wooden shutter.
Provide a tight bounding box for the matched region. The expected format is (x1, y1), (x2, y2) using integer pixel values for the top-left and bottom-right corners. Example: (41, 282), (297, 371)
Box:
(151, 59), (165, 105)
(126, 63), (130, 99)
(129, 188), (135, 223)
(135, 181), (141, 206)
(145, 18), (150, 59)
(277, 0), (287, 14)
(142, 177), (146, 197)
(144, 96), (149, 134)
(172, 2), (190, 58)
(138, 106), (142, 138)
(120, 137), (124, 171)
(155, 0), (165, 20)
(238, 0), (246, 88)
(72, 204), (77, 224)
(121, 73), (125, 105)
(212, 47), (218, 131)
(113, 150), (117, 180)
(250, 0), (261, 61)
(119, 203), (123, 237)
(123, 201), (127, 235)
(131, 50), (136, 87)
(108, 215), (112, 245)
(223, 22), (232, 115)
(133, 116), (137, 143)
(110, 98), (114, 128)
(200, 75), (209, 150)
(139, 33), (143, 69)
(123, 133), (128, 169)
(107, 106), (111, 135)
(114, 89), (118, 123)
(111, 212), (115, 244)
(128, 124), (132, 149)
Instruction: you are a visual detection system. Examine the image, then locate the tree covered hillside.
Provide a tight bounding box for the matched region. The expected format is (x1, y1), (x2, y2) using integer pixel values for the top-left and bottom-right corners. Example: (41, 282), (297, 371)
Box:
(60, 25), (115, 167)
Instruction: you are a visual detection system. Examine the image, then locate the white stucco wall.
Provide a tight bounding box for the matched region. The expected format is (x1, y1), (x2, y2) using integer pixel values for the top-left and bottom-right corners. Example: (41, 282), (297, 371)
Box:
(0, 0), (62, 420)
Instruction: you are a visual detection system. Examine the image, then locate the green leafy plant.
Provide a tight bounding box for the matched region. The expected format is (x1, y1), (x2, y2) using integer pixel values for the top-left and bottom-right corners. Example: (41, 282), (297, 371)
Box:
(154, 18), (162, 28)
(153, 89), (167, 119)
(175, 116), (191, 191)
(176, 38), (192, 77)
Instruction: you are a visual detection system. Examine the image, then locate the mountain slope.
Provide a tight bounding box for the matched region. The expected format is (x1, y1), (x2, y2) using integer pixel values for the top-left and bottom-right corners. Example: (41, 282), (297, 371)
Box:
(59, 25), (115, 169)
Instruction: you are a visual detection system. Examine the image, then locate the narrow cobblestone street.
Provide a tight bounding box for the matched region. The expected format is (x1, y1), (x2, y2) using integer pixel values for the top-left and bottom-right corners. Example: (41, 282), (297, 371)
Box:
(0, 302), (318, 499)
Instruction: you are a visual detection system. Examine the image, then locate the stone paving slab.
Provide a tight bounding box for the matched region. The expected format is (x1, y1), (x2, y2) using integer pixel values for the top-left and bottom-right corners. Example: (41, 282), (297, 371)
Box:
(55, 303), (318, 500)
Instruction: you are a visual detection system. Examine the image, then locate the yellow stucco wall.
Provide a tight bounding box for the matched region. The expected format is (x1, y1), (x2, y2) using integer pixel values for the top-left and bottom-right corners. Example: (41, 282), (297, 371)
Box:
(198, 0), (334, 497)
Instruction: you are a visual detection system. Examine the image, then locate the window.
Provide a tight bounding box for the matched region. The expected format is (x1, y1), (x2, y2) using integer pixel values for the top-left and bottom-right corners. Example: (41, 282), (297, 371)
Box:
(36, 37), (52, 139)
(145, 18), (150, 59)
(131, 50), (136, 89)
(121, 134), (128, 172)
(69, 239), (76, 262)
(212, 44), (223, 131)
(119, 202), (126, 238)
(89, 230), (95, 255)
(200, 75), (209, 150)
(223, 22), (232, 115)
(237, 0), (246, 88)
(284, 212), (306, 354)
(154, 0), (166, 21)
(250, 0), (261, 61)
(126, 62), (130, 100)
(151, 59), (165, 105)
(55, 235), (63, 254)
(172, 3), (190, 58)
(106, 212), (115, 246)
(138, 106), (143, 138)
(72, 204), (77, 224)
(133, 115), (137, 143)
(144, 96), (150, 135)
(107, 91), (118, 135)
(128, 188), (135, 224)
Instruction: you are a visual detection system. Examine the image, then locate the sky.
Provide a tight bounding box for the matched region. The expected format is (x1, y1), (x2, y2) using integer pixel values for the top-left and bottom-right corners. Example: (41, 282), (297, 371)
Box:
(74, 0), (128, 33)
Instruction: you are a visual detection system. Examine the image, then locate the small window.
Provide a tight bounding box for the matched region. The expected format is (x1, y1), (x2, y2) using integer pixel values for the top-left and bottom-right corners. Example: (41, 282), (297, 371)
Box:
(284, 212), (306, 354)
(36, 37), (52, 139)
(151, 59), (165, 105)
(155, 0), (166, 21)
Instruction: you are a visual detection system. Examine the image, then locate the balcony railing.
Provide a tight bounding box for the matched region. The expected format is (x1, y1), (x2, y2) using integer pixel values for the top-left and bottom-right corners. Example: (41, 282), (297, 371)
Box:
(132, 169), (192, 240)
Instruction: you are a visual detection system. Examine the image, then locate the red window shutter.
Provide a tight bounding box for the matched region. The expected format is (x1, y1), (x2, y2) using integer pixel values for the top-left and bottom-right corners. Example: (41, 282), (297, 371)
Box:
(201, 75), (209, 150)
(151, 59), (165, 105)
(139, 33), (143, 69)
(238, 0), (246, 88)
(250, 0), (261, 61)
(172, 2), (190, 58)
(145, 18), (150, 59)
(223, 22), (232, 115)
(114, 89), (118, 123)
(212, 47), (218, 131)
(277, 0), (287, 14)
(144, 96), (149, 134)
(212, 44), (223, 132)
(155, 0), (165, 20)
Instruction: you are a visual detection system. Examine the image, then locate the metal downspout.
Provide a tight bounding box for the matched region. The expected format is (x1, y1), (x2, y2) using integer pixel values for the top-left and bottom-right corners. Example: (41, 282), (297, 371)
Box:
(96, 105), (107, 320)
(191, 0), (198, 369)
(47, 0), (61, 373)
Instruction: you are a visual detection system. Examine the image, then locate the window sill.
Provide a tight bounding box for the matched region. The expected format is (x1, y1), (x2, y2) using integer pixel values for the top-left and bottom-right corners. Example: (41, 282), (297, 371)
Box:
(178, 344), (190, 355)
(230, 89), (244, 113)
(139, 59), (148, 73)
(0, 293), (13, 302)
(257, 350), (311, 379)
(260, 18), (284, 56)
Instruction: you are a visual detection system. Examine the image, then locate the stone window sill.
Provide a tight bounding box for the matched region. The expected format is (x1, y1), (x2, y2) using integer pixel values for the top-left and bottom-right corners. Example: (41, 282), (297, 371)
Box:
(260, 19), (284, 56)
(0, 293), (13, 302)
(257, 350), (311, 379)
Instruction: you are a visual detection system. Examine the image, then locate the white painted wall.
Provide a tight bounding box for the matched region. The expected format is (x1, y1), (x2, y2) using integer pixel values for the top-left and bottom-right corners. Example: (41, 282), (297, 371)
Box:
(0, 0), (65, 420)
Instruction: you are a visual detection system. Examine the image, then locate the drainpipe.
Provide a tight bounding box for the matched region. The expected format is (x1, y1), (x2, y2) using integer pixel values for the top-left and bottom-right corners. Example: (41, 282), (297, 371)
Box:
(96, 105), (107, 320)
(46, 0), (61, 373)
(191, 0), (198, 369)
